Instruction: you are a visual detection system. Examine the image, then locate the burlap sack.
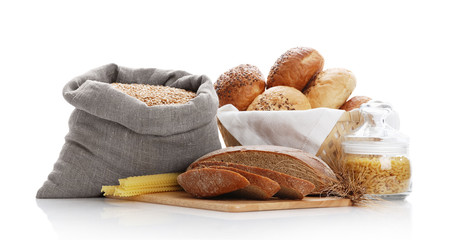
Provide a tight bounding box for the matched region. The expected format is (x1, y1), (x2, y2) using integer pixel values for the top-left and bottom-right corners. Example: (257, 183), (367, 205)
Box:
(36, 64), (221, 198)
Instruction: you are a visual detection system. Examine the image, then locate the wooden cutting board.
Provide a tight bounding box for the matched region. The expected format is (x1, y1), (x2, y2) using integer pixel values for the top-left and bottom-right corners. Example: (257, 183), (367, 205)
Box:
(106, 191), (352, 212)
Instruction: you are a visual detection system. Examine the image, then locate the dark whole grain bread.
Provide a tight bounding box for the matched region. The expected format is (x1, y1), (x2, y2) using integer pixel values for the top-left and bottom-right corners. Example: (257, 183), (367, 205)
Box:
(177, 168), (250, 198)
(188, 145), (337, 194)
(208, 166), (280, 200)
(177, 167), (281, 199)
(191, 161), (315, 199)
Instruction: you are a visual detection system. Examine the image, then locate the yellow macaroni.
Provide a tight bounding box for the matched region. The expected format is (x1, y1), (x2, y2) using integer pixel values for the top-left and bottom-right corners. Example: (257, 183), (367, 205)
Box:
(344, 154), (411, 194)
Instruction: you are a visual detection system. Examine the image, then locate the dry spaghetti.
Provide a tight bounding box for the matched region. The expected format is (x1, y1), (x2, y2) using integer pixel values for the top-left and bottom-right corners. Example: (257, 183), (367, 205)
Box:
(101, 172), (182, 197)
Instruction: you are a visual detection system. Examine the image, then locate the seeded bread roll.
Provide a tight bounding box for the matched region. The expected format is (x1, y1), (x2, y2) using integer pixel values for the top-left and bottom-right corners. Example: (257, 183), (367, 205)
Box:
(267, 47), (324, 91)
(247, 86), (311, 111)
(215, 64), (266, 111)
(304, 68), (356, 109)
(340, 96), (372, 111)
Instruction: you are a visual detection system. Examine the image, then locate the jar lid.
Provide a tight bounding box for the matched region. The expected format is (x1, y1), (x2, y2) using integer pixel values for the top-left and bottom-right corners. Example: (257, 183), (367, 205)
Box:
(342, 101), (409, 155)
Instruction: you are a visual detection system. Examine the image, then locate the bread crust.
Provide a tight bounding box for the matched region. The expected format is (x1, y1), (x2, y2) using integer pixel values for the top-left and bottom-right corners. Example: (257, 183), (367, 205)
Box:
(214, 64), (266, 111)
(267, 47), (324, 91)
(339, 96), (371, 111)
(247, 86), (311, 111)
(304, 68), (356, 109)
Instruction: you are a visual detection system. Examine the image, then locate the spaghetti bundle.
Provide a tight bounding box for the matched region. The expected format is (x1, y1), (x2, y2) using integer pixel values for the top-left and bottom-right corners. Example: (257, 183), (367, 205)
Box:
(101, 172), (182, 197)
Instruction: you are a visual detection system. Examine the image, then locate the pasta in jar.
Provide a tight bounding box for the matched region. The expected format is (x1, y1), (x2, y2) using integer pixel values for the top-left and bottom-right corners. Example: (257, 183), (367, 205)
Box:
(341, 101), (411, 199)
(344, 154), (411, 195)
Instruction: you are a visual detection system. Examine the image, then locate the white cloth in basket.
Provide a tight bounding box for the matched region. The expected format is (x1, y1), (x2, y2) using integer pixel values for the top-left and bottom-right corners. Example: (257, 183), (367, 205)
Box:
(217, 105), (344, 155)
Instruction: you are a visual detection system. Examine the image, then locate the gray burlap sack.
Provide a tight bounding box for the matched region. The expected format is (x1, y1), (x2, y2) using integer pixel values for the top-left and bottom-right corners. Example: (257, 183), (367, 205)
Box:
(36, 64), (221, 198)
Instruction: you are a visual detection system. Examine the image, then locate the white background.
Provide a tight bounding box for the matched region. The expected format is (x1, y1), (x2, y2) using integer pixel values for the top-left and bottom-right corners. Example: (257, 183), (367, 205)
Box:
(1, 0), (450, 239)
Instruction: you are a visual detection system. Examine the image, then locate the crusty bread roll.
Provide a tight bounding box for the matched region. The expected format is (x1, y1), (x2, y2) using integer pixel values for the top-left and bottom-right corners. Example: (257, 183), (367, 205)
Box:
(267, 47), (324, 91)
(214, 64), (266, 111)
(304, 68), (356, 109)
(247, 86), (311, 111)
(340, 96), (372, 111)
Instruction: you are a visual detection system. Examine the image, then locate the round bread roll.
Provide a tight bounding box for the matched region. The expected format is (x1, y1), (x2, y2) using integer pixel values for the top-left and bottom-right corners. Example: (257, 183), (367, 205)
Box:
(214, 64), (266, 111)
(247, 86), (311, 111)
(304, 68), (356, 109)
(267, 47), (324, 91)
(340, 96), (372, 111)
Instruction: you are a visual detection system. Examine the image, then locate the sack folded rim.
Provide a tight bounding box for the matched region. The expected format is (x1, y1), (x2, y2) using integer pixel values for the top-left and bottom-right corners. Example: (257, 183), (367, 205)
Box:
(62, 63), (219, 136)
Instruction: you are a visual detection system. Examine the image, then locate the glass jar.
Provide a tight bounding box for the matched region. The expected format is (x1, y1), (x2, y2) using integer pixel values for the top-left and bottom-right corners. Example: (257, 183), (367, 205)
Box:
(342, 101), (411, 200)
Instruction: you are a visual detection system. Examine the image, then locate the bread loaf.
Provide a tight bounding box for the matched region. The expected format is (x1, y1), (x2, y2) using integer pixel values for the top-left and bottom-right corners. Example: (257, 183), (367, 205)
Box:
(178, 167), (281, 199)
(177, 168), (250, 198)
(188, 145), (336, 194)
(267, 47), (324, 91)
(191, 161), (315, 199)
(247, 86), (311, 111)
(214, 64), (266, 111)
(208, 166), (281, 200)
(304, 68), (356, 109)
(340, 96), (372, 111)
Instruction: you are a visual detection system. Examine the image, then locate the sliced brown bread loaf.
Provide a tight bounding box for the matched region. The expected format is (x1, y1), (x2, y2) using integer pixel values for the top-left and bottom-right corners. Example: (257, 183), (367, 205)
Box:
(178, 167), (281, 199)
(207, 166), (280, 200)
(191, 161), (315, 199)
(177, 168), (250, 198)
(188, 145), (336, 194)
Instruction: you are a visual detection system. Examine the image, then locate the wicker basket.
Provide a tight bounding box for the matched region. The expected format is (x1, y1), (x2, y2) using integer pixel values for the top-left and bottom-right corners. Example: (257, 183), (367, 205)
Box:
(217, 110), (363, 166)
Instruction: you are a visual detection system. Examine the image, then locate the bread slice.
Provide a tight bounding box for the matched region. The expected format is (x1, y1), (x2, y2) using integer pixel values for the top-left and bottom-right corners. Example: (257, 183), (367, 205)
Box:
(177, 168), (250, 198)
(188, 145), (336, 194)
(192, 161), (315, 199)
(208, 166), (280, 200)
(177, 167), (281, 199)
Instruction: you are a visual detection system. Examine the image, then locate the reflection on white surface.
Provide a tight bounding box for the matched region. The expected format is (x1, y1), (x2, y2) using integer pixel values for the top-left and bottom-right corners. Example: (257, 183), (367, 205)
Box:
(36, 198), (412, 240)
